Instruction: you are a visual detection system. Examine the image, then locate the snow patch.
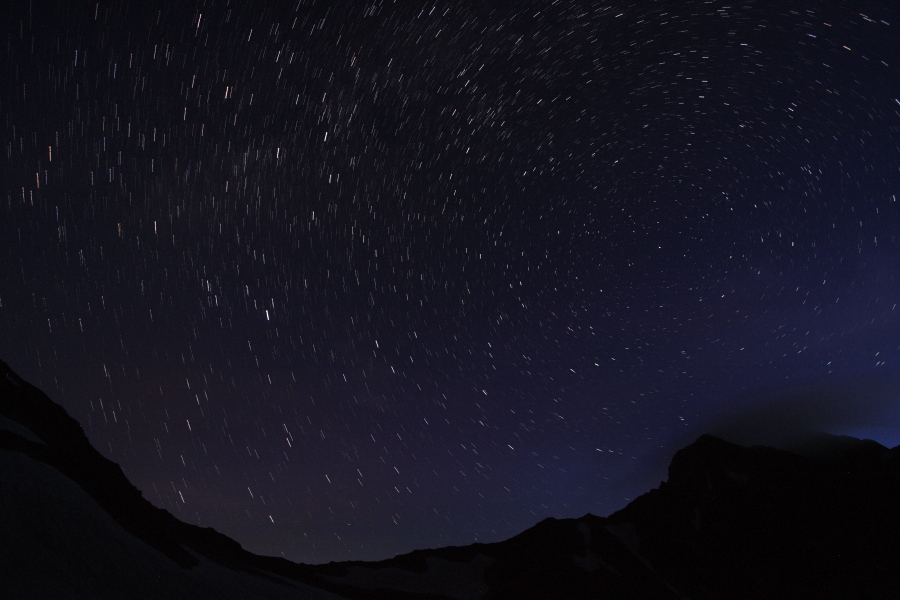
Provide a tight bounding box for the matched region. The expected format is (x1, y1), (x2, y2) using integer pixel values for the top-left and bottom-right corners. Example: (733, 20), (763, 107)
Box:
(573, 521), (617, 573)
(326, 554), (492, 600)
(0, 414), (42, 444)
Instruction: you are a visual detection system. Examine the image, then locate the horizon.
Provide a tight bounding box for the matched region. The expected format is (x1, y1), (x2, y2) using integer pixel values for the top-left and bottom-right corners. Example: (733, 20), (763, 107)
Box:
(4, 356), (900, 565)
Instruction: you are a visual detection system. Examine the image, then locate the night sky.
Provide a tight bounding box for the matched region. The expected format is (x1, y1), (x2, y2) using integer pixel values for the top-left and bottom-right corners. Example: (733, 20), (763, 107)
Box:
(3, 0), (900, 564)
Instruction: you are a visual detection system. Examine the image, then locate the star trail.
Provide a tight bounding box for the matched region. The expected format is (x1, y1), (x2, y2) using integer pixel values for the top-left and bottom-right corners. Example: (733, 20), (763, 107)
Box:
(3, 0), (900, 564)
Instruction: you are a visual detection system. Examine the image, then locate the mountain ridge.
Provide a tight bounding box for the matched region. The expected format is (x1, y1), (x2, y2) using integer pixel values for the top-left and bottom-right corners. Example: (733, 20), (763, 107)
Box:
(3, 358), (899, 599)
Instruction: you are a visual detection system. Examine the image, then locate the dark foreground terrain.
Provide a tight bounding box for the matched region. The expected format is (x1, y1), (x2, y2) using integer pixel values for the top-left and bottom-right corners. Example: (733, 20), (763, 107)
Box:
(2, 358), (899, 599)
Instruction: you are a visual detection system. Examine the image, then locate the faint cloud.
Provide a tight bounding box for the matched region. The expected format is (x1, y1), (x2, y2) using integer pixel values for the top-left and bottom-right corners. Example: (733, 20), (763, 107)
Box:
(694, 374), (900, 450)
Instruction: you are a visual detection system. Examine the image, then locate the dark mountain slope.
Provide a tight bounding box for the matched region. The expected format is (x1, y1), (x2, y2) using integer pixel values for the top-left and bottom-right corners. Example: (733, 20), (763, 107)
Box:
(0, 359), (420, 599)
(606, 433), (900, 599)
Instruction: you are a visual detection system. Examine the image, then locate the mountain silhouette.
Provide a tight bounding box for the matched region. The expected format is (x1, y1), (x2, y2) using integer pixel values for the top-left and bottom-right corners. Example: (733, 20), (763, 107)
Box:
(2, 358), (899, 599)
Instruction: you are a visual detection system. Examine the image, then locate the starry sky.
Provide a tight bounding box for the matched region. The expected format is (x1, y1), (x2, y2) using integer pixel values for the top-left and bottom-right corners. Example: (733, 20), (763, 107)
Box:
(3, 0), (900, 564)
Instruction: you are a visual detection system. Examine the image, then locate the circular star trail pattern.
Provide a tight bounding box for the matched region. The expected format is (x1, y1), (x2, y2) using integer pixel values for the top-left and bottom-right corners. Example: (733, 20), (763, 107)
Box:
(3, 0), (900, 563)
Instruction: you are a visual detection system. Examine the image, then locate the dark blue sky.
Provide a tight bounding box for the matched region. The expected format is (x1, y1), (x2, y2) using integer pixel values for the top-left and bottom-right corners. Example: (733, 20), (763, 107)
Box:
(2, 0), (899, 564)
